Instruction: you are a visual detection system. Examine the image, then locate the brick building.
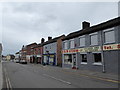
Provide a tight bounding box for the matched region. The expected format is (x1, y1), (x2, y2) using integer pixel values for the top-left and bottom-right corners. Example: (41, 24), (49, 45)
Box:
(30, 38), (45, 64)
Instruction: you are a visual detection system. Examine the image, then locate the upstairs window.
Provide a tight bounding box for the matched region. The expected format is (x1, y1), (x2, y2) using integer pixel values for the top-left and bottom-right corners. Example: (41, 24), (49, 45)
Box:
(63, 42), (68, 49)
(79, 36), (85, 47)
(90, 32), (98, 45)
(70, 40), (74, 48)
(104, 28), (115, 44)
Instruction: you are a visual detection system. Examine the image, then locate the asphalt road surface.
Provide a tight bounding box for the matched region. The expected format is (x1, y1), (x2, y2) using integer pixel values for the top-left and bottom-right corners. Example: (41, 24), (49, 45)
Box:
(2, 61), (118, 88)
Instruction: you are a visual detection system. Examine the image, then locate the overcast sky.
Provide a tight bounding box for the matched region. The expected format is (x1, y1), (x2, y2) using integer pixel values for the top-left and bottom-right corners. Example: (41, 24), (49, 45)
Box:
(0, 2), (119, 55)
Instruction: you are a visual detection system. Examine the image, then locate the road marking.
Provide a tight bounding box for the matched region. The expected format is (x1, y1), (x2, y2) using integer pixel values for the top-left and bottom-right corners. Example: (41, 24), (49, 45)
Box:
(28, 63), (120, 84)
(4, 68), (12, 90)
(43, 74), (71, 85)
(62, 70), (120, 84)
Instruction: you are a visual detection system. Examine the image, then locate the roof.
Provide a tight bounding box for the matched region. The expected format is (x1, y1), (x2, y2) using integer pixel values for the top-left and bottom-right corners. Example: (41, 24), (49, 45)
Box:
(43, 34), (65, 46)
(26, 43), (37, 47)
(15, 52), (19, 54)
(32, 35), (65, 49)
(62, 17), (120, 40)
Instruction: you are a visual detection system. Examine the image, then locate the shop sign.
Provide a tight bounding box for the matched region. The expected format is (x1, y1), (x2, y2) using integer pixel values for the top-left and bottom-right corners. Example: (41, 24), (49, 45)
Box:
(50, 55), (54, 58)
(37, 55), (41, 57)
(103, 44), (120, 51)
(78, 46), (101, 52)
(62, 43), (120, 54)
(62, 49), (79, 54)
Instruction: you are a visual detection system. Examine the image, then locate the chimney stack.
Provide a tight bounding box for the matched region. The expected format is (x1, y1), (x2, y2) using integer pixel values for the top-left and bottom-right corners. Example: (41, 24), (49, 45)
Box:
(41, 38), (45, 43)
(82, 21), (90, 29)
(48, 37), (52, 41)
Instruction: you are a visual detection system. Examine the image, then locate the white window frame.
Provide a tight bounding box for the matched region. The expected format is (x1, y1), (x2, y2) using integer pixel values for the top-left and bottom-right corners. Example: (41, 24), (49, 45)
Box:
(92, 53), (102, 66)
(80, 53), (87, 65)
(70, 39), (74, 49)
(63, 41), (68, 49)
(64, 54), (72, 65)
(90, 32), (98, 46)
(79, 35), (85, 47)
(103, 28), (115, 44)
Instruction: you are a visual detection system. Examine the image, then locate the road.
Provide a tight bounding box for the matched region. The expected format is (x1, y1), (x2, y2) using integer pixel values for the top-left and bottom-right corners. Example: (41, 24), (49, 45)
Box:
(2, 61), (118, 88)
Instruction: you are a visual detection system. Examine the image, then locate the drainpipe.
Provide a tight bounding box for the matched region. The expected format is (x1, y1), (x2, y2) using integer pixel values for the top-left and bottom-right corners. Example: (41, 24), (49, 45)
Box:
(100, 31), (106, 73)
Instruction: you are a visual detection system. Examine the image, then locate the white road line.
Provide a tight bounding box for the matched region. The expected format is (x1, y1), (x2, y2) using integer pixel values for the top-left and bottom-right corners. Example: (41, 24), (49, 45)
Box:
(43, 74), (71, 85)
(4, 68), (12, 90)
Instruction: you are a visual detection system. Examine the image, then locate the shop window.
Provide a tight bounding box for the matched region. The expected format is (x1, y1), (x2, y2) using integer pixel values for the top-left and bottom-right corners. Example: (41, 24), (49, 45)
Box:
(64, 54), (72, 64)
(93, 53), (102, 65)
(79, 36), (85, 47)
(70, 40), (74, 48)
(104, 28), (115, 44)
(90, 32), (98, 45)
(81, 54), (87, 64)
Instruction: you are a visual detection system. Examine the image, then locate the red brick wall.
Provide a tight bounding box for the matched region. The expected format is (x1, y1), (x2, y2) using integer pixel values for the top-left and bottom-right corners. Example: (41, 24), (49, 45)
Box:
(57, 36), (65, 67)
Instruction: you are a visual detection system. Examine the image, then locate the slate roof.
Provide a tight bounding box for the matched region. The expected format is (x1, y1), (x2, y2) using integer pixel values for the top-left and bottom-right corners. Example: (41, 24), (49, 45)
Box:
(62, 17), (120, 40)
(32, 34), (65, 49)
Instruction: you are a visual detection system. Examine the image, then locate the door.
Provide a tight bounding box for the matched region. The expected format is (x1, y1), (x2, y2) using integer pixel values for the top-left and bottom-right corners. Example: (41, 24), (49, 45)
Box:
(72, 54), (77, 68)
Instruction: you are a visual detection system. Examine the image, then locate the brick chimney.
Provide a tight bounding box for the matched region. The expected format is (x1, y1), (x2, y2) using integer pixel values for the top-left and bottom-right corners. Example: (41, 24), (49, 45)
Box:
(48, 37), (52, 41)
(41, 38), (45, 43)
(82, 21), (90, 29)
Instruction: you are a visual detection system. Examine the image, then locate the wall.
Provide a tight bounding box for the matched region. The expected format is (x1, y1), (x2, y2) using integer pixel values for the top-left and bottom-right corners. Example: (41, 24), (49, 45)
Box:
(57, 36), (65, 67)
(0, 44), (2, 62)
(62, 26), (119, 74)
(43, 42), (57, 65)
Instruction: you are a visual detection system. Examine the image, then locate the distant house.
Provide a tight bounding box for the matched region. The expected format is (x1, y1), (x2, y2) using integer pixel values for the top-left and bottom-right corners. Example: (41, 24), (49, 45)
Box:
(21, 45), (27, 60)
(62, 17), (120, 74)
(20, 43), (37, 61)
(30, 38), (45, 64)
(43, 35), (65, 66)
(6, 54), (15, 60)
(15, 51), (20, 60)
(0, 43), (2, 62)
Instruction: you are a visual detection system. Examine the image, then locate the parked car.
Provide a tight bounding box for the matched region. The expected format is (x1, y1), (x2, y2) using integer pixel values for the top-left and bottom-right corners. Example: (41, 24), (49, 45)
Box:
(20, 60), (27, 64)
(14, 59), (20, 63)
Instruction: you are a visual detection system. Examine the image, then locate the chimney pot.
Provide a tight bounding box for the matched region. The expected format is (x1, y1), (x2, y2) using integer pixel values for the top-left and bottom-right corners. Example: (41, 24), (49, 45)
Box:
(48, 37), (52, 41)
(82, 21), (90, 29)
(41, 38), (45, 43)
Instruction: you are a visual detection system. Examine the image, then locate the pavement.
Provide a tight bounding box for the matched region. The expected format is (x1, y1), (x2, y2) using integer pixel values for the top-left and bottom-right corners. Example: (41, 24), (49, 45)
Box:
(0, 61), (3, 90)
(32, 63), (119, 83)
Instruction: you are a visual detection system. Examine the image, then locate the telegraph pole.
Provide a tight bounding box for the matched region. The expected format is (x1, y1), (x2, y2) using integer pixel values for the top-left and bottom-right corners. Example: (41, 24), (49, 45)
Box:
(100, 31), (106, 73)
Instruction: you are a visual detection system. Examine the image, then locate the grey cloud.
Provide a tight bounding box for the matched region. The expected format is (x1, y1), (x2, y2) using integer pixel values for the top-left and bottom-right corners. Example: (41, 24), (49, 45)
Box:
(1, 2), (118, 55)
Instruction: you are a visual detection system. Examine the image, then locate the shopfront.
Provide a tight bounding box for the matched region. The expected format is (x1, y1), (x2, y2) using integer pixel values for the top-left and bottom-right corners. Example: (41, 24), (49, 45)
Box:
(43, 53), (56, 66)
(63, 52), (77, 69)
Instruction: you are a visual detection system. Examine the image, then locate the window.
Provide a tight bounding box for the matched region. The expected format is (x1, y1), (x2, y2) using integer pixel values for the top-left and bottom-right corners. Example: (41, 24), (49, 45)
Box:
(104, 29), (115, 43)
(81, 54), (87, 64)
(64, 54), (72, 64)
(64, 42), (67, 49)
(79, 37), (85, 46)
(90, 33), (98, 45)
(81, 54), (87, 62)
(70, 40), (74, 48)
(93, 53), (102, 65)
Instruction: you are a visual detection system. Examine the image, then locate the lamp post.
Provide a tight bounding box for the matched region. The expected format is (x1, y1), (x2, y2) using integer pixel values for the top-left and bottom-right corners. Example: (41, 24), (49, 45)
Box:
(100, 31), (106, 73)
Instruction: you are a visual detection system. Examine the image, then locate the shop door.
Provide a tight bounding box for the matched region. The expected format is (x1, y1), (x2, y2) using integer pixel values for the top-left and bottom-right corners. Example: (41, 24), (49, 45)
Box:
(72, 54), (77, 68)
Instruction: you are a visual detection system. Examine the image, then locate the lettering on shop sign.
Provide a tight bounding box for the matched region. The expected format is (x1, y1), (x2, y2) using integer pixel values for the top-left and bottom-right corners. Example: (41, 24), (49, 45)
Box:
(62, 43), (120, 54)
(103, 44), (120, 50)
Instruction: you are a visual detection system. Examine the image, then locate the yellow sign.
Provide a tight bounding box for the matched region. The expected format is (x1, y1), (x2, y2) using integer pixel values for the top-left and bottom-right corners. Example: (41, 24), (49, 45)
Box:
(62, 43), (120, 54)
